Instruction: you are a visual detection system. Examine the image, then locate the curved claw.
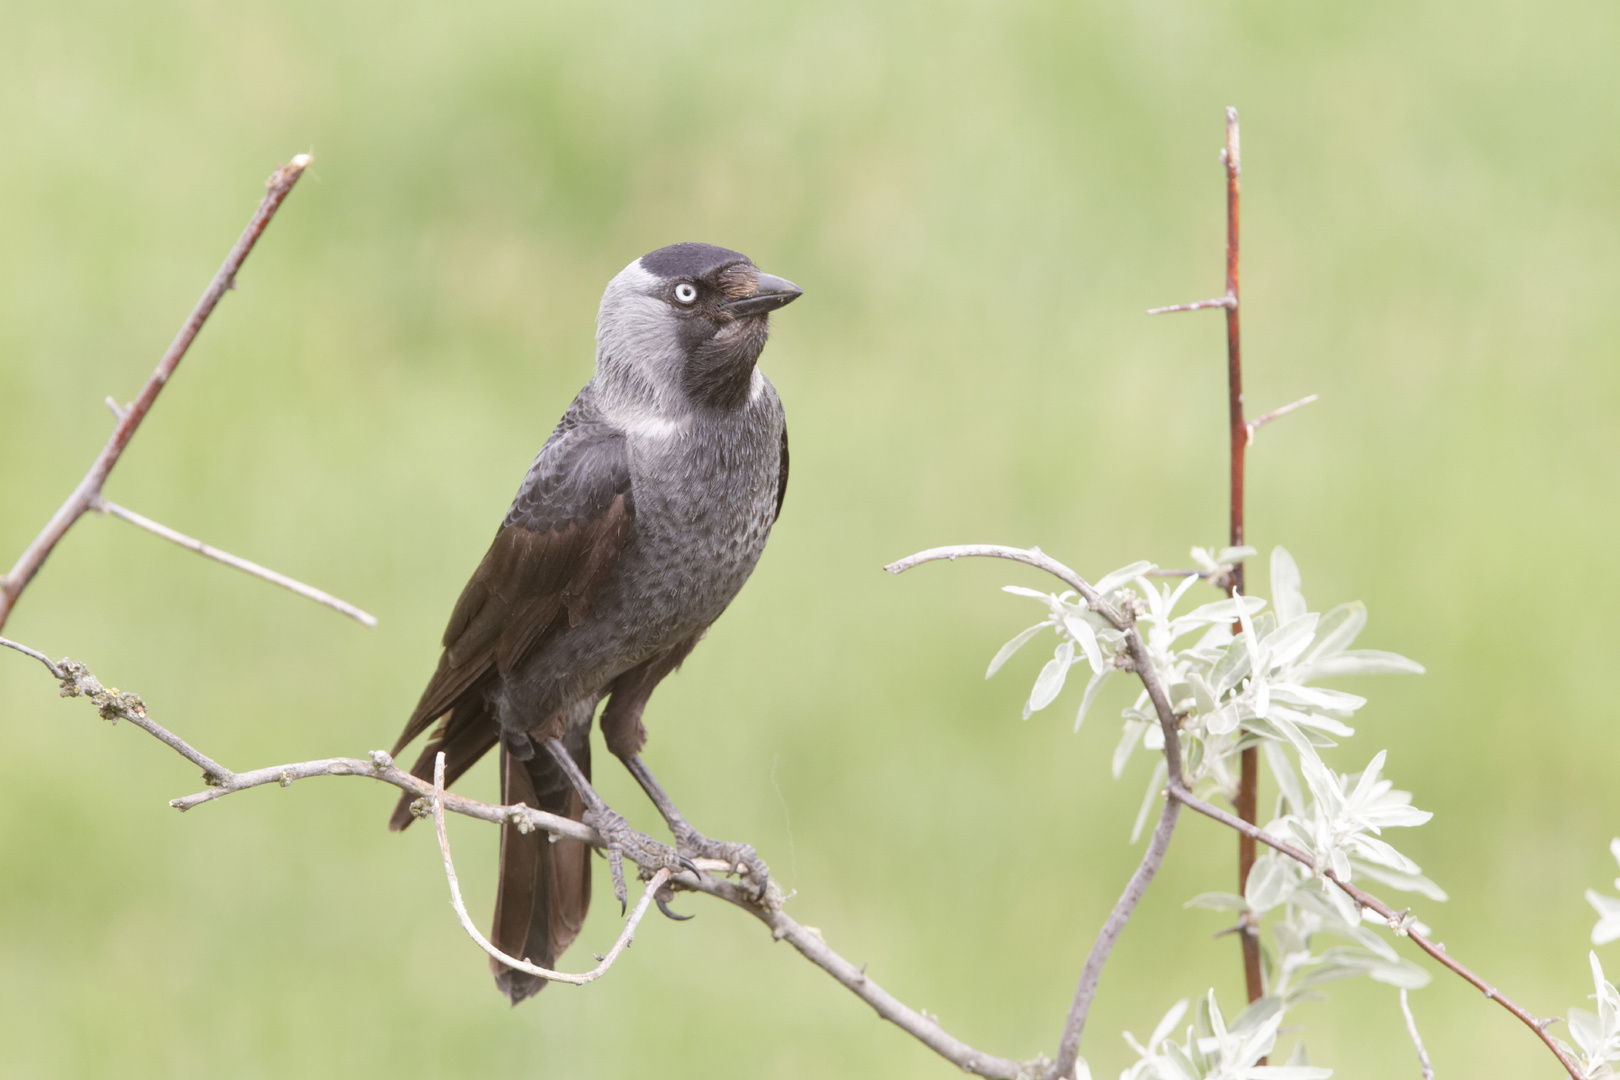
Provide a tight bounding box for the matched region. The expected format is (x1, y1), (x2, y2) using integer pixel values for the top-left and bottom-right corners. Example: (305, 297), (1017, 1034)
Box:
(656, 897), (695, 921)
(677, 855), (701, 876)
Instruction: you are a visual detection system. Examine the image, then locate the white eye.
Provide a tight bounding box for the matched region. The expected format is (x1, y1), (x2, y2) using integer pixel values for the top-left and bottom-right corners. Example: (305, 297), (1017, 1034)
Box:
(673, 282), (698, 305)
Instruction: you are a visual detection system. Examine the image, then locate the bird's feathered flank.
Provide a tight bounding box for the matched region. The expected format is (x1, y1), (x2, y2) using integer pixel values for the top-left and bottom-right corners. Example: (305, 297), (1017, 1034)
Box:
(388, 396), (633, 824)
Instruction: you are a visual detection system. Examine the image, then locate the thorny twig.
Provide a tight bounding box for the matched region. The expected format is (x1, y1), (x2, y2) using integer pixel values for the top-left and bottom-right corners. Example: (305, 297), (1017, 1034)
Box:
(0, 154), (368, 635)
(2, 638), (1036, 1079)
(886, 543), (1585, 1080)
(1145, 106), (1268, 1007)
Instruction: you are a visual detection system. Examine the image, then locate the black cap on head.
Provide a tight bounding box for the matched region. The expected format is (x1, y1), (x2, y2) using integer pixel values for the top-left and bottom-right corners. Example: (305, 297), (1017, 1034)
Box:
(640, 242), (750, 281)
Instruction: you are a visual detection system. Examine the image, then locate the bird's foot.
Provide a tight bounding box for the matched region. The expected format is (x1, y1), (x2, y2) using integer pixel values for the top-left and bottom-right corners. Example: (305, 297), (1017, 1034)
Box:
(583, 804), (693, 914)
(674, 826), (771, 904)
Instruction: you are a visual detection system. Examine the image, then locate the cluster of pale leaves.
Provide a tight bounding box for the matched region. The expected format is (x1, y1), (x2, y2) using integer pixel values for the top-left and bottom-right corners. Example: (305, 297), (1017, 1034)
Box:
(1115, 992), (1329, 1080)
(1560, 841), (1620, 1077)
(989, 546), (1433, 1074)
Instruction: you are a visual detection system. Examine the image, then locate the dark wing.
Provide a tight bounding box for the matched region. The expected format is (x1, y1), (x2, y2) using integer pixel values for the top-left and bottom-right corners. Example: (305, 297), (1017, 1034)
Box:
(390, 397), (634, 759)
(773, 424), (788, 522)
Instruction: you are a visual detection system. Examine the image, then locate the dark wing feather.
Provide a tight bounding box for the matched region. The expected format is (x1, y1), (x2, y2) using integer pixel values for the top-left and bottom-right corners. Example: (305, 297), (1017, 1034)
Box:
(774, 424), (788, 522)
(390, 395), (634, 758)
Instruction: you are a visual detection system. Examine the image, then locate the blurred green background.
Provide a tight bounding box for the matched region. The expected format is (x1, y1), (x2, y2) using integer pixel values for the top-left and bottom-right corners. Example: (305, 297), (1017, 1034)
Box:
(2, 1), (1618, 1077)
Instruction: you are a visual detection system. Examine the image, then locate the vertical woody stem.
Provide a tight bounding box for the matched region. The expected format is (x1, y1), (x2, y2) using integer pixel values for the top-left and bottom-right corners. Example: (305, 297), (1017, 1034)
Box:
(1219, 107), (1265, 1006)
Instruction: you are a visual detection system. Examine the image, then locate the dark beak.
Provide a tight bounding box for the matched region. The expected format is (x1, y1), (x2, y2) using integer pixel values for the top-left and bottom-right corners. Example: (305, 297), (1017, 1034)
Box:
(726, 272), (803, 317)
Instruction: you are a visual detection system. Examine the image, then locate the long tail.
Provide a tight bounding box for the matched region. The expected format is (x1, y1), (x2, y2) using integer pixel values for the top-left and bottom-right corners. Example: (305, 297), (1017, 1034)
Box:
(490, 717), (592, 1004)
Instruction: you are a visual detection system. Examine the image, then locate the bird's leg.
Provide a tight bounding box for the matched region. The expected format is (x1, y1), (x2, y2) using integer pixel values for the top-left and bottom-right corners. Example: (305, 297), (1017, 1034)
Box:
(623, 754), (771, 902)
(541, 737), (690, 913)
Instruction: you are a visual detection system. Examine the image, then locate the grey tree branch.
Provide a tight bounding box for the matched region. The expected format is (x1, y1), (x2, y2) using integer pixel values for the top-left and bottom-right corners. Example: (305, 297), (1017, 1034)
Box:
(1, 637), (1037, 1079)
(0, 155), (329, 632)
(886, 543), (1586, 1080)
(1169, 784), (1581, 1078)
(887, 545), (1189, 1080)
(91, 496), (377, 627)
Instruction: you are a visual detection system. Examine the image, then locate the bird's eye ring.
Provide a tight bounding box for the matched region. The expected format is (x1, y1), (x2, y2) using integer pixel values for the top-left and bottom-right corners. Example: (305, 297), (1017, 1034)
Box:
(673, 283), (698, 305)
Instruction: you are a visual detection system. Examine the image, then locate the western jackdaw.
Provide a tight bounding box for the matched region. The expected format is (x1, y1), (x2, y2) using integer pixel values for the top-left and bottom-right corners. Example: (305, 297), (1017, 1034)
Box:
(387, 242), (801, 1003)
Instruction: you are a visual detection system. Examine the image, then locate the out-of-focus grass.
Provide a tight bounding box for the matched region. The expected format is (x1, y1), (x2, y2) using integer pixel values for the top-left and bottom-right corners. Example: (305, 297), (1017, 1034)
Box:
(2, 2), (1618, 1077)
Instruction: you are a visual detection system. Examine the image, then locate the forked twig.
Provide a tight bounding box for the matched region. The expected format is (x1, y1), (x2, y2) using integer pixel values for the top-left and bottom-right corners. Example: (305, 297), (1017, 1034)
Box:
(430, 752), (669, 985)
(0, 155), (350, 633)
(92, 497), (376, 627)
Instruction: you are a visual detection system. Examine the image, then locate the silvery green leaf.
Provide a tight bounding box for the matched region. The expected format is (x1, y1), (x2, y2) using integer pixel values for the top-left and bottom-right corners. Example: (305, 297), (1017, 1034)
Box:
(1251, 676), (1272, 721)
(1062, 611), (1107, 668)
(1217, 545), (1258, 564)
(1207, 702), (1242, 736)
(1074, 1058), (1092, 1080)
(1184, 736), (1205, 777)
(1348, 834), (1423, 873)
(1246, 855), (1296, 914)
(1297, 752), (1345, 817)
(1261, 614), (1319, 671)
(1235, 590), (1262, 673)
(1114, 719), (1149, 778)
(1269, 704), (1354, 739)
(1132, 760), (1168, 844)
(1589, 890), (1620, 946)
(1569, 1006), (1603, 1058)
(1186, 892), (1252, 912)
(1149, 998), (1192, 1050)
(1610, 836), (1620, 869)
(1025, 641), (1074, 716)
(1250, 610), (1279, 647)
(1267, 684), (1366, 718)
(1299, 602), (1366, 663)
(1195, 993), (1215, 1041)
(1229, 995), (1285, 1039)
(1162, 1041), (1203, 1080)
(1264, 741), (1305, 817)
(1212, 640), (1254, 697)
(1191, 546), (1219, 571)
(1002, 585), (1054, 601)
(1300, 650), (1425, 678)
(1075, 667), (1113, 732)
(1245, 1068), (1333, 1079)
(1205, 988), (1229, 1046)
(1169, 596), (1268, 642)
(986, 622), (1049, 679)
(1095, 560), (1155, 597)
(1348, 859), (1448, 901)
(1270, 547), (1307, 624)
(1189, 672), (1219, 716)
(1297, 948), (1430, 990)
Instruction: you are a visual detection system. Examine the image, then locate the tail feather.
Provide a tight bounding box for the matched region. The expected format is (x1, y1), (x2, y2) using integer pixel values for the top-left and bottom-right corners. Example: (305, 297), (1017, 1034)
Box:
(492, 727), (592, 1004)
(388, 703), (499, 832)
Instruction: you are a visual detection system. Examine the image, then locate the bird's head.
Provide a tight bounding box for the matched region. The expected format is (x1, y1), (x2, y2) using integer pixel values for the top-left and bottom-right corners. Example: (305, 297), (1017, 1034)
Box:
(596, 242), (802, 412)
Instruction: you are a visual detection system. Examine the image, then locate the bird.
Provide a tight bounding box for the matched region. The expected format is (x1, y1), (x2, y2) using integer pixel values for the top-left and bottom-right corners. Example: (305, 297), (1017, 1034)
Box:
(386, 242), (801, 1004)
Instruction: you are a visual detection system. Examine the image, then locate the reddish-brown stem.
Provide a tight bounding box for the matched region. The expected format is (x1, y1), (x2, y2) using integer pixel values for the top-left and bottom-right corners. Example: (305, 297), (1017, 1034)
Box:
(1212, 106), (1265, 1006)
(1170, 785), (1583, 1078)
(0, 155), (312, 632)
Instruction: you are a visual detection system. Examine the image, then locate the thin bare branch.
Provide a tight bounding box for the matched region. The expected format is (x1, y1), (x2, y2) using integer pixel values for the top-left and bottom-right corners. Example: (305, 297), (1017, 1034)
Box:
(0, 154), (312, 632)
(92, 497), (377, 627)
(4, 636), (1033, 1078)
(1400, 988), (1436, 1080)
(1146, 296), (1235, 315)
(1247, 394), (1320, 443)
(884, 545), (1128, 631)
(1, 635), (65, 677)
(1169, 783), (1581, 1078)
(430, 751), (669, 986)
(105, 397), (126, 421)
